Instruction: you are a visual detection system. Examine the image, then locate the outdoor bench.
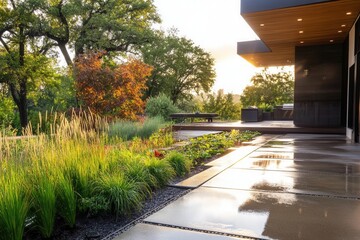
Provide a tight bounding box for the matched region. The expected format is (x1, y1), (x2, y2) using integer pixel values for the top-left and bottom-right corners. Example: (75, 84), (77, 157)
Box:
(169, 113), (219, 122)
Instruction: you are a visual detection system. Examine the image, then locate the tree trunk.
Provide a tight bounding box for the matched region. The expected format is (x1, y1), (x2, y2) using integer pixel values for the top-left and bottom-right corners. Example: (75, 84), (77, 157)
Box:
(58, 43), (73, 66)
(18, 25), (28, 129)
(18, 86), (28, 129)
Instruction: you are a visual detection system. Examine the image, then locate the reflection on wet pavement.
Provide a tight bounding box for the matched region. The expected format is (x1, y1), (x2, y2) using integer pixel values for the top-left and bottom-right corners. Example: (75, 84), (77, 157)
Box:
(249, 152), (295, 159)
(145, 187), (360, 240)
(232, 158), (360, 174)
(203, 168), (360, 197)
(117, 134), (360, 240)
(113, 223), (247, 240)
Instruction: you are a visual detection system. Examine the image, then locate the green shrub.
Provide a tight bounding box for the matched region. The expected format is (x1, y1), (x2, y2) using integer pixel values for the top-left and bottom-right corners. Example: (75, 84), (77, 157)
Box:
(145, 94), (179, 120)
(79, 196), (110, 217)
(165, 152), (192, 176)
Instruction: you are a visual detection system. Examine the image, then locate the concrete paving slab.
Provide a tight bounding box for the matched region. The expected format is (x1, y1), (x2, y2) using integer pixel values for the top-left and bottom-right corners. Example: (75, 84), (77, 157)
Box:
(145, 187), (360, 240)
(292, 151), (360, 162)
(205, 146), (260, 167)
(203, 168), (360, 197)
(279, 134), (347, 140)
(232, 158), (360, 174)
(113, 223), (246, 240)
(174, 167), (226, 188)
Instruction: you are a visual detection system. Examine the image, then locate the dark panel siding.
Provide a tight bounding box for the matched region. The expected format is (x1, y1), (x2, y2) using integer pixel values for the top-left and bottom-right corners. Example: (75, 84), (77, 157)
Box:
(294, 44), (343, 127)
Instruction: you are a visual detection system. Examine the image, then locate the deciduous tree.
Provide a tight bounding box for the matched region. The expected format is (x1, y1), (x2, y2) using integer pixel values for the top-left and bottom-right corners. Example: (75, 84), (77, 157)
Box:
(240, 69), (294, 108)
(75, 52), (152, 120)
(202, 90), (241, 120)
(141, 30), (216, 103)
(0, 0), (159, 128)
(0, 0), (58, 128)
(31, 0), (160, 66)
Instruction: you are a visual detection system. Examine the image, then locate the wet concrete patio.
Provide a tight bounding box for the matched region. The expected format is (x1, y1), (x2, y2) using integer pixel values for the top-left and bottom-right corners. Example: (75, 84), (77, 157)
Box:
(111, 134), (360, 240)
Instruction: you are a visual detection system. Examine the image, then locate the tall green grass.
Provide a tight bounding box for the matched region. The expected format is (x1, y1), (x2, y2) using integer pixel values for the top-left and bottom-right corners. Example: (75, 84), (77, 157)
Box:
(0, 111), (259, 239)
(56, 174), (77, 228)
(108, 116), (165, 140)
(31, 173), (56, 238)
(0, 174), (30, 240)
(144, 158), (175, 187)
(0, 112), (179, 238)
(95, 173), (144, 218)
(165, 151), (192, 177)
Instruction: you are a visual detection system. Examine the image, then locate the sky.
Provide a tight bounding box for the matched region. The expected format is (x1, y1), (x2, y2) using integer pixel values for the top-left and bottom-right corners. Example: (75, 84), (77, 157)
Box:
(153, 0), (260, 95)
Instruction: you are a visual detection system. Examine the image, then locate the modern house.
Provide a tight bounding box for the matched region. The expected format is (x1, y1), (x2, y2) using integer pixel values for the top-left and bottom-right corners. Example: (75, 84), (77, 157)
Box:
(237, 0), (360, 142)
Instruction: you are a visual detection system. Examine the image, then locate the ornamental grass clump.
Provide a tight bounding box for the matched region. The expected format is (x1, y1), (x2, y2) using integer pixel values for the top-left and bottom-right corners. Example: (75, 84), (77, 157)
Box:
(165, 151), (192, 177)
(138, 116), (166, 139)
(144, 157), (175, 187)
(95, 173), (144, 218)
(56, 173), (77, 228)
(0, 174), (29, 240)
(108, 116), (165, 140)
(122, 157), (157, 194)
(30, 173), (56, 239)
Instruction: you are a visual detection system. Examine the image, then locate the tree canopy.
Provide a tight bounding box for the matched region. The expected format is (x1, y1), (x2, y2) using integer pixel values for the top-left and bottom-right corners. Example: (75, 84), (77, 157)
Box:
(202, 90), (241, 120)
(0, 0), (160, 128)
(141, 30), (216, 103)
(240, 69), (294, 109)
(0, 0), (59, 127)
(75, 52), (152, 120)
(31, 0), (160, 65)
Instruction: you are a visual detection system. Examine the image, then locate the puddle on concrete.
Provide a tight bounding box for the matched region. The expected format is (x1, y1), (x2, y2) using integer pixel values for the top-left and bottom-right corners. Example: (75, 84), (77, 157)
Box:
(232, 158), (360, 174)
(145, 187), (360, 240)
(257, 147), (294, 152)
(249, 152), (294, 160)
(203, 168), (360, 197)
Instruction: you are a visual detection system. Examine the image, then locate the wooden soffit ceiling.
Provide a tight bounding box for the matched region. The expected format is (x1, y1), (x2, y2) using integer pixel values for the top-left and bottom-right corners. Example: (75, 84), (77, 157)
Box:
(239, 0), (360, 67)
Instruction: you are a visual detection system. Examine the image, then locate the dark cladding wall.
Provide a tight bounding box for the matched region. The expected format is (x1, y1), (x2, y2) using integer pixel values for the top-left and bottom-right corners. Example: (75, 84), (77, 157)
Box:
(294, 44), (343, 127)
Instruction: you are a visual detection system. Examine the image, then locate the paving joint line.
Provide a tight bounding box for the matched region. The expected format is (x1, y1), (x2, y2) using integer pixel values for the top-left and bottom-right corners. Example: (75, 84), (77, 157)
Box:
(101, 189), (192, 240)
(142, 221), (266, 240)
